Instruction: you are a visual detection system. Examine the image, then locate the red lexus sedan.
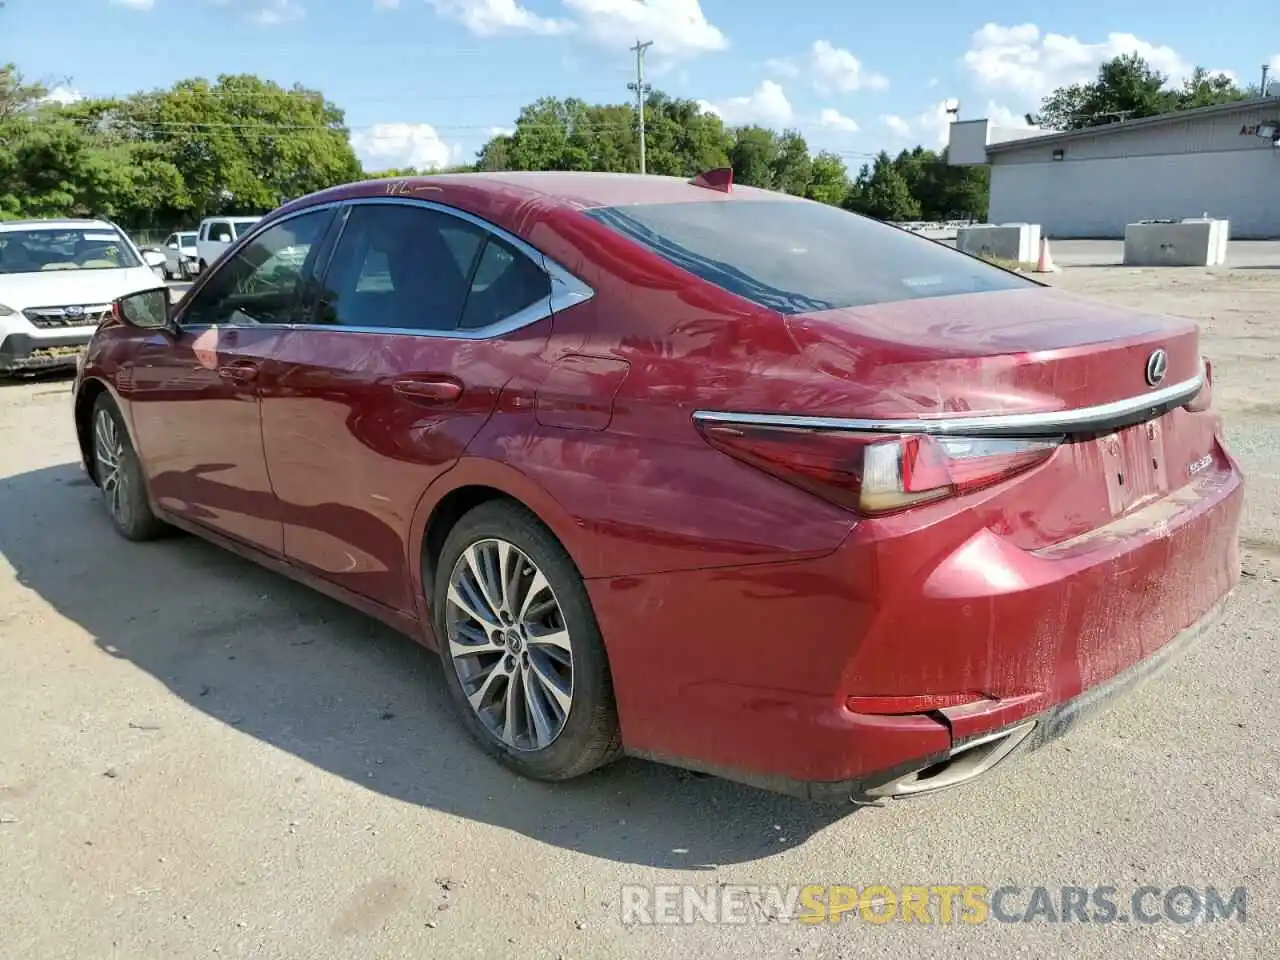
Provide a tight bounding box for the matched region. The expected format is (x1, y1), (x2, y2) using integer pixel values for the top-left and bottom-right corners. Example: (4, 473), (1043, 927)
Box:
(71, 171), (1242, 802)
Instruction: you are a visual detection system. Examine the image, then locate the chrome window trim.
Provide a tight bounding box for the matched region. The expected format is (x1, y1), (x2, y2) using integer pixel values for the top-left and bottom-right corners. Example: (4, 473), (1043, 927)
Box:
(288, 195), (595, 340)
(692, 371), (1205, 438)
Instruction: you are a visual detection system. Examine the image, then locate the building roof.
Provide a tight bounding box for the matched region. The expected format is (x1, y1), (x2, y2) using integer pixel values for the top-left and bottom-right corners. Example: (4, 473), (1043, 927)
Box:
(986, 95), (1279, 155)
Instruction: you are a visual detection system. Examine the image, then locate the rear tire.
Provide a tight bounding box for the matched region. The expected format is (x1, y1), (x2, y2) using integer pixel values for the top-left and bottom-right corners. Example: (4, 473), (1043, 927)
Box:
(432, 500), (621, 781)
(91, 394), (168, 542)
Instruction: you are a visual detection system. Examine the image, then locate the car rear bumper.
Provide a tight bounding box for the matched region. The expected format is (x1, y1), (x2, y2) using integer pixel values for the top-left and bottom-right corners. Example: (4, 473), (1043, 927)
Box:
(0, 329), (94, 372)
(594, 452), (1243, 801)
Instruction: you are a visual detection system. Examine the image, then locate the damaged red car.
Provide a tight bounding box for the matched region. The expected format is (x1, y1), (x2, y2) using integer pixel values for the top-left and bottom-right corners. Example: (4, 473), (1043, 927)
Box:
(72, 171), (1242, 801)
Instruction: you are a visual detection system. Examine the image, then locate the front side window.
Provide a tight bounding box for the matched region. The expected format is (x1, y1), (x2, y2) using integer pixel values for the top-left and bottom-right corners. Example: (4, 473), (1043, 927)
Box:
(181, 210), (332, 327)
(0, 228), (141, 275)
(585, 199), (1034, 314)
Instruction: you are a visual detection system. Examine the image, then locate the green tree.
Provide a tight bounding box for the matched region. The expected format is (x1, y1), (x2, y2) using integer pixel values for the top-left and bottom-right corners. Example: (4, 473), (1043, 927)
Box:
(845, 152), (921, 221)
(1029, 54), (1246, 131)
(805, 151), (850, 206)
(727, 126), (779, 188)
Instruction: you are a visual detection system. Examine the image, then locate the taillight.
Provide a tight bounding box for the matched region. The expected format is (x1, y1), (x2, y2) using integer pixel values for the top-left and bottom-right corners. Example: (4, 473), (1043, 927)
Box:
(697, 422), (1060, 516)
(1185, 356), (1213, 412)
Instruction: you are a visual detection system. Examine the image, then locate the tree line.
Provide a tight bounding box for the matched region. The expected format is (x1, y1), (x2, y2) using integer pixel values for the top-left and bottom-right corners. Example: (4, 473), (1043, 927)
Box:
(0, 53), (1259, 231)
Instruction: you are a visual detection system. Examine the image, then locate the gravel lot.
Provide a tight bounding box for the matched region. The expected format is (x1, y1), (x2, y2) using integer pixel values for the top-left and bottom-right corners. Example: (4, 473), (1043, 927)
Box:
(1, 261), (1278, 959)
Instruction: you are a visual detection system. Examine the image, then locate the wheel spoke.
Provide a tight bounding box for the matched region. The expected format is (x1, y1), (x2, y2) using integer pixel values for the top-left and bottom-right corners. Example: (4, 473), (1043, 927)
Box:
(517, 569), (550, 623)
(526, 626), (571, 654)
(466, 660), (506, 713)
(521, 663), (558, 747)
(529, 655), (572, 714)
(448, 624), (504, 660)
(501, 667), (522, 746)
(465, 544), (504, 618)
(447, 579), (498, 628)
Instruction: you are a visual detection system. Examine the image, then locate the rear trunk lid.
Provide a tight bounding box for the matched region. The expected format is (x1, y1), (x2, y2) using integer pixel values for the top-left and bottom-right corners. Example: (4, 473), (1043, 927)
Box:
(780, 286), (1220, 551)
(783, 287), (1201, 421)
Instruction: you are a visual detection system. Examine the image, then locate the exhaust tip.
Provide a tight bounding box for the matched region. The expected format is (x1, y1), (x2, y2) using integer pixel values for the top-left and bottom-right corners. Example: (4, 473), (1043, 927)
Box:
(863, 720), (1037, 800)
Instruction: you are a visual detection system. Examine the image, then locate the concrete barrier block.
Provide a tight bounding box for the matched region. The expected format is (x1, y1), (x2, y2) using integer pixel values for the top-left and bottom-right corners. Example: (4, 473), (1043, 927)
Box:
(1122, 219), (1230, 267)
(955, 223), (1041, 263)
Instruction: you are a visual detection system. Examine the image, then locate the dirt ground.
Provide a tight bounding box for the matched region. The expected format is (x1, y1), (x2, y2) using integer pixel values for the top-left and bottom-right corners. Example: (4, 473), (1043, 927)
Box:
(1, 264), (1278, 959)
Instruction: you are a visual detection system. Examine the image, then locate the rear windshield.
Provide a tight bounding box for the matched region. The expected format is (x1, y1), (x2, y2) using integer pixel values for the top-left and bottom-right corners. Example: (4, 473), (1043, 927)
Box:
(585, 200), (1033, 314)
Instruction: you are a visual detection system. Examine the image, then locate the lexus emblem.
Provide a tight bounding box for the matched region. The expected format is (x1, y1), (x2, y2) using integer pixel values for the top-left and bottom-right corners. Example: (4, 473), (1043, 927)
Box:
(1145, 349), (1168, 387)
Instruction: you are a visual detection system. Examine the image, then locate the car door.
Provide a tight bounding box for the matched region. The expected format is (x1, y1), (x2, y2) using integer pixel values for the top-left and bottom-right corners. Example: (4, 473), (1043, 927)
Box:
(258, 199), (555, 613)
(124, 207), (337, 555)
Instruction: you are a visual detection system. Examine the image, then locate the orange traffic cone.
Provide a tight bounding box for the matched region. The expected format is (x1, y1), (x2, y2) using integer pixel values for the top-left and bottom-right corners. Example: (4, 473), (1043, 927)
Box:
(1034, 236), (1060, 273)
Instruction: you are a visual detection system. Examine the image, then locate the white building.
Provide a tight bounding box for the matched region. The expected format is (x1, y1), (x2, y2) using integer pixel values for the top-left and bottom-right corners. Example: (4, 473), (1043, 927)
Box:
(948, 97), (1280, 239)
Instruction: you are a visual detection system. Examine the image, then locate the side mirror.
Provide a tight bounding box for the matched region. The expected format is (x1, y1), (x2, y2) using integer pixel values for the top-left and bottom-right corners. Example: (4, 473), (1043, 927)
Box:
(142, 250), (167, 269)
(115, 287), (172, 331)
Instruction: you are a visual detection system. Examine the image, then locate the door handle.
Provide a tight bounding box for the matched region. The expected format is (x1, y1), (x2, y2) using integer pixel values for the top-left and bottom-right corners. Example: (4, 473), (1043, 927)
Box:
(392, 377), (464, 406)
(218, 361), (259, 383)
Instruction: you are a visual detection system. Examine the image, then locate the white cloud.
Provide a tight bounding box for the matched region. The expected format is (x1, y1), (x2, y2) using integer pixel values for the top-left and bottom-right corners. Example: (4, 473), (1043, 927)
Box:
(765, 57), (799, 77)
(111, 0), (154, 8)
(374, 0), (401, 8)
(701, 80), (793, 127)
(915, 100), (956, 146)
(431, 0), (569, 35)
(488, 125), (515, 136)
(562, 0), (727, 59)
(811, 40), (889, 94)
(207, 0), (305, 23)
(43, 86), (85, 106)
(963, 22), (1190, 105)
(351, 123), (461, 171)
(881, 114), (911, 137)
(985, 100), (1032, 128)
(251, 0), (304, 23)
(818, 107), (859, 133)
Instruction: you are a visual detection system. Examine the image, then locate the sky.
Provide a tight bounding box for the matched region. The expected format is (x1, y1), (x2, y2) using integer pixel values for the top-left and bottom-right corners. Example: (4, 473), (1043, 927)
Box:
(6, 0), (1280, 173)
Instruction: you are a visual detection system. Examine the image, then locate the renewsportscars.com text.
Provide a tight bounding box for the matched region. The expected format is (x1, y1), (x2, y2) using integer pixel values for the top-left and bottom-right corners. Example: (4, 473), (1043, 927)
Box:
(620, 884), (1247, 926)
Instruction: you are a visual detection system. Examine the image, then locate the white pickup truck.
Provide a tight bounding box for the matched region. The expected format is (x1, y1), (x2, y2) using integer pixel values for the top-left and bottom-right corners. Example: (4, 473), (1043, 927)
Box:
(195, 216), (262, 272)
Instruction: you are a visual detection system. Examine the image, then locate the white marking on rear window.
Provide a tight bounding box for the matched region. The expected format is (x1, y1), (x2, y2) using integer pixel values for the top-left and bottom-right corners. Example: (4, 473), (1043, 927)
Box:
(901, 275), (945, 288)
(83, 232), (118, 241)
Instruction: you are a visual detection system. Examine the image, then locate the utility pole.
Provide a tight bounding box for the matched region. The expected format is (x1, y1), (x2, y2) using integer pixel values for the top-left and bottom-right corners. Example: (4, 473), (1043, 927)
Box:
(627, 39), (653, 175)
(1262, 64), (1271, 97)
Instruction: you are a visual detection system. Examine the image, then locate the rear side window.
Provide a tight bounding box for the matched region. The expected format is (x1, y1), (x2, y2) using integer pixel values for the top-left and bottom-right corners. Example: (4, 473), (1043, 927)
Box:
(459, 237), (551, 330)
(585, 200), (1033, 314)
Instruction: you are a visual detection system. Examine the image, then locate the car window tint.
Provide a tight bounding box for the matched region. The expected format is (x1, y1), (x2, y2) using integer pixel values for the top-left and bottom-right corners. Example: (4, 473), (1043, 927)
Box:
(585, 200), (1034, 314)
(315, 204), (484, 332)
(182, 210), (331, 327)
(459, 238), (551, 330)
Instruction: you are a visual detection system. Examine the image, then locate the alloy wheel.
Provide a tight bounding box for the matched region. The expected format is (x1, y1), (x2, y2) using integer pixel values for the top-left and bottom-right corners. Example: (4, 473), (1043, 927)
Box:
(94, 408), (130, 528)
(445, 538), (574, 752)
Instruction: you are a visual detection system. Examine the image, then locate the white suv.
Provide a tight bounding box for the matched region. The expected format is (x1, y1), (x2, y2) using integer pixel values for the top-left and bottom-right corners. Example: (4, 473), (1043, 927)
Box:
(0, 219), (167, 376)
(196, 216), (261, 272)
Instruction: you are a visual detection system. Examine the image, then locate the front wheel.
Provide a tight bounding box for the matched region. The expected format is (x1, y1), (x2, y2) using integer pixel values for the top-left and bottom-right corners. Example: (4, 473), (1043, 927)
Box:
(432, 500), (621, 781)
(91, 395), (168, 542)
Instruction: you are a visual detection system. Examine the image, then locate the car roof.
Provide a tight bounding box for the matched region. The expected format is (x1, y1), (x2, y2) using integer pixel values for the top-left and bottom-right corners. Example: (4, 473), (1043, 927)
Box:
(314, 171), (800, 213)
(201, 215), (261, 222)
(0, 218), (118, 233)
